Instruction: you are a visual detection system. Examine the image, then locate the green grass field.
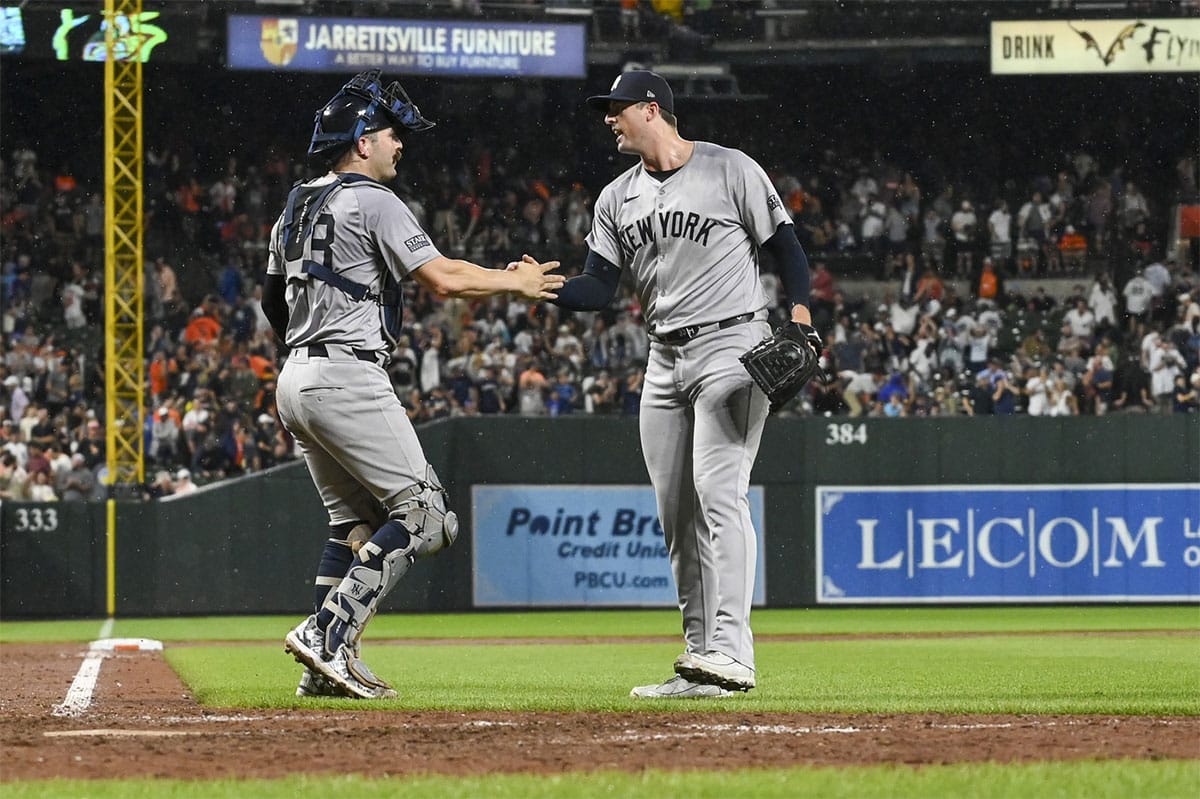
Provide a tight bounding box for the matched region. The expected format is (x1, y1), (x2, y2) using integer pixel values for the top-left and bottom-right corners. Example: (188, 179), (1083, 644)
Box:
(3, 606), (1198, 797)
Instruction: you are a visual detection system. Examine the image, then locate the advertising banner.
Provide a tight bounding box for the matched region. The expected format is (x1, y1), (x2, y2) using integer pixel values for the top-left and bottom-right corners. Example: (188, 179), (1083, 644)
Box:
(473, 485), (767, 607)
(991, 19), (1200, 74)
(817, 484), (1200, 603)
(227, 14), (586, 77)
(0, 4), (196, 62)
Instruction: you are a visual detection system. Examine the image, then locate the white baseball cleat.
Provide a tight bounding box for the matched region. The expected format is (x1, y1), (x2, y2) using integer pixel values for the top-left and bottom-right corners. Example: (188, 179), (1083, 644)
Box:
(630, 675), (733, 699)
(296, 668), (338, 698)
(674, 651), (756, 691)
(284, 615), (396, 699)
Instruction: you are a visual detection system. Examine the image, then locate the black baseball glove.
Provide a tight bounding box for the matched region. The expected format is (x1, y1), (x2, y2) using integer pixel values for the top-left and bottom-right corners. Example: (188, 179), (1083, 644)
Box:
(739, 322), (823, 412)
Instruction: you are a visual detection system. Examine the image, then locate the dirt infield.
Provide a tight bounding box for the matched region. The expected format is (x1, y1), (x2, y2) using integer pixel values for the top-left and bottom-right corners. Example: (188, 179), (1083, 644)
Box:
(1, 642), (1196, 781)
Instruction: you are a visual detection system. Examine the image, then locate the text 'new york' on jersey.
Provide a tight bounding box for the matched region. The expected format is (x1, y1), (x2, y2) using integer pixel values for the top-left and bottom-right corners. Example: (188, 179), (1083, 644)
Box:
(585, 141), (792, 332)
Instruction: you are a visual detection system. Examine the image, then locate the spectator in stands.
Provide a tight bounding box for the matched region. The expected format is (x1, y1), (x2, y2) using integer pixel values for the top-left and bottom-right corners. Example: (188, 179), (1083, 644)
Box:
(5, 374), (28, 428)
(1057, 225), (1088, 271)
(1122, 268), (1155, 332)
(1018, 328), (1052, 367)
(1082, 353), (1114, 415)
(1064, 298), (1096, 345)
(1017, 191), (1051, 274)
(1174, 373), (1199, 413)
(1088, 273), (1119, 336)
(963, 373), (994, 416)
(0, 450), (29, 500)
(27, 470), (57, 501)
(1047, 377), (1080, 416)
(973, 257), (1002, 304)
(56, 452), (94, 501)
(963, 324), (992, 376)
(1022, 365), (1051, 416)
(1149, 336), (1186, 414)
(79, 418), (105, 468)
(859, 192), (887, 261)
(584, 369), (618, 414)
(1086, 179), (1114, 256)
(1143, 254), (1172, 320)
(991, 373), (1018, 415)
(182, 307), (220, 350)
(1110, 353), (1154, 413)
(987, 199), (1012, 270)
(1119, 180), (1150, 234)
(173, 468), (197, 495)
(149, 405), (181, 466)
(546, 368), (580, 416)
(842, 367), (883, 417)
(950, 200), (977, 277)
(517, 357), (549, 416)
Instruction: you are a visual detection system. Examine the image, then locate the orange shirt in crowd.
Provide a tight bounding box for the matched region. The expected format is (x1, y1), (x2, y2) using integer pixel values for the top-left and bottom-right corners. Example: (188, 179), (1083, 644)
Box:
(978, 268), (998, 300)
(183, 313), (221, 344)
(1059, 231), (1087, 255)
(149, 357), (170, 397)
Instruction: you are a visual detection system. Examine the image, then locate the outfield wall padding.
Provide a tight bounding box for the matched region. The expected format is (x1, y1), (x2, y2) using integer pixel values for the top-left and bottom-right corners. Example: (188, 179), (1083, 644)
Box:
(1, 415), (1196, 617)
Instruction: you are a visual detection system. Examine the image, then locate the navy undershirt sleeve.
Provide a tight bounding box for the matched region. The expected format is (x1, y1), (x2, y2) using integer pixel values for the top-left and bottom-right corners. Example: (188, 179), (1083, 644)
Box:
(550, 248), (621, 311)
(762, 223), (811, 308)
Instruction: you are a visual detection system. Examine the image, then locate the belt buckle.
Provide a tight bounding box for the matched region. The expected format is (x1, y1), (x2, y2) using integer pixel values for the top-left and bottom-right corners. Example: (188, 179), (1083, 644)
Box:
(679, 325), (700, 341)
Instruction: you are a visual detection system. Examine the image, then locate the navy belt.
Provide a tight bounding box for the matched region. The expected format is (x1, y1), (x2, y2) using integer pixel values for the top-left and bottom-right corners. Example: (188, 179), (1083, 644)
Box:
(653, 313), (756, 346)
(305, 342), (382, 365)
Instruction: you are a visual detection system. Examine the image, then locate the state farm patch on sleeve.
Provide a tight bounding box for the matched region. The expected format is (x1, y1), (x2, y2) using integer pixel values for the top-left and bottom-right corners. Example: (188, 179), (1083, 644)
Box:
(405, 234), (431, 252)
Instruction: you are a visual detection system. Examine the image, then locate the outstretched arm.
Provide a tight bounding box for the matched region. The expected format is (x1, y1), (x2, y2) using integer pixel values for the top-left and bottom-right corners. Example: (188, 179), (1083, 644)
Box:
(544, 249), (621, 312)
(413, 254), (563, 300)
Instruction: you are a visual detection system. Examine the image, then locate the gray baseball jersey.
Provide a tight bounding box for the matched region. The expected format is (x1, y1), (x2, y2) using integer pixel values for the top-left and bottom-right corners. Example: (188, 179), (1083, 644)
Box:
(268, 173), (440, 525)
(267, 174), (440, 353)
(586, 141), (790, 335)
(588, 141), (789, 675)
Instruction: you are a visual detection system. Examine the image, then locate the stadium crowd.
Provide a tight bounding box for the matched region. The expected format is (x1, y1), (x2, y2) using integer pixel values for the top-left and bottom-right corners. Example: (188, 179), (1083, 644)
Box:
(1, 113), (1198, 500)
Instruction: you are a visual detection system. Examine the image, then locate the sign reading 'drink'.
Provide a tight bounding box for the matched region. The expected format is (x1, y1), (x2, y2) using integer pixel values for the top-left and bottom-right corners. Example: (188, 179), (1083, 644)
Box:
(817, 484), (1200, 603)
(473, 485), (766, 607)
(227, 14), (586, 77)
(991, 19), (1200, 74)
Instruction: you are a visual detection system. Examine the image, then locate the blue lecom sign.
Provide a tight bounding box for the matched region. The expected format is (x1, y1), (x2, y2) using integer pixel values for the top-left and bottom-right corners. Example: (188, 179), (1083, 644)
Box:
(816, 484), (1200, 603)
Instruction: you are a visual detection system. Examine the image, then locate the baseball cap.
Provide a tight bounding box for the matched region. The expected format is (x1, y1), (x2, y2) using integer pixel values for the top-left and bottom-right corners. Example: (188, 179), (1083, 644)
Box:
(587, 70), (674, 114)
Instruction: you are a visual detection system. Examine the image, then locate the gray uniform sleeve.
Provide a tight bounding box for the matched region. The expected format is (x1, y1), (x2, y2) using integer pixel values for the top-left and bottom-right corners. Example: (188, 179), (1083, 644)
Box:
(731, 150), (792, 246)
(266, 216), (284, 276)
(585, 183), (625, 267)
(359, 188), (442, 280)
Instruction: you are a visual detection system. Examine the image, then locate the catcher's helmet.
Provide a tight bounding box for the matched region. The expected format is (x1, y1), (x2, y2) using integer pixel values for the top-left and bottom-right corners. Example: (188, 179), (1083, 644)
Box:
(308, 70), (435, 161)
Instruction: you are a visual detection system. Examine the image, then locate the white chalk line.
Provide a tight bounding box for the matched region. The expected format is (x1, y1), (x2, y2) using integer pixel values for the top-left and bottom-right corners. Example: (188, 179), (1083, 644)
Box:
(97, 617), (114, 639)
(51, 650), (106, 718)
(44, 729), (192, 738)
(552, 718), (1109, 745)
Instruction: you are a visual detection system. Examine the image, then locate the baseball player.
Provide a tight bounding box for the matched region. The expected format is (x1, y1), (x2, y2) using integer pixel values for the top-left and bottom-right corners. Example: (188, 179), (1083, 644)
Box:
(542, 70), (817, 697)
(263, 71), (563, 699)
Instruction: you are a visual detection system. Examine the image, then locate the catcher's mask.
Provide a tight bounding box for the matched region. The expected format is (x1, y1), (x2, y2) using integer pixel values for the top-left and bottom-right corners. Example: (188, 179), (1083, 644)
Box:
(308, 70), (435, 161)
